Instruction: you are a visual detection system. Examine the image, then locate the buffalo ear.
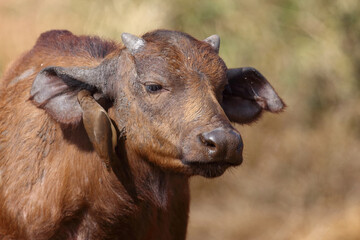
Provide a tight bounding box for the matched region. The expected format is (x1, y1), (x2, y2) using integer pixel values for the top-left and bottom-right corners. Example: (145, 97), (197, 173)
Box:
(222, 67), (285, 124)
(30, 61), (115, 125)
(78, 90), (117, 170)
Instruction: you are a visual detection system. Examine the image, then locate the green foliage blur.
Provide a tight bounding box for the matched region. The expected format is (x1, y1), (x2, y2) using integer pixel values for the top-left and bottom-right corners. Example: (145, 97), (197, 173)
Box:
(1, 0), (359, 239)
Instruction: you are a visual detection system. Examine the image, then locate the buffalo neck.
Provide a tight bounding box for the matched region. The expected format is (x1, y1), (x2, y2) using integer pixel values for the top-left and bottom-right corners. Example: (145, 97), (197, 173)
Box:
(113, 138), (190, 209)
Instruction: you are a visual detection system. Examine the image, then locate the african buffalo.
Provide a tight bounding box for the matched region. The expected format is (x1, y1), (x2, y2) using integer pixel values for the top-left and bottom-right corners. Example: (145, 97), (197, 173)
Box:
(0, 29), (284, 239)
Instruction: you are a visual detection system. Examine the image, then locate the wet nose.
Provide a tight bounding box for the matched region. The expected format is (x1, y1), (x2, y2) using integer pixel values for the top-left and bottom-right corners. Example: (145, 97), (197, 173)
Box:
(198, 127), (243, 164)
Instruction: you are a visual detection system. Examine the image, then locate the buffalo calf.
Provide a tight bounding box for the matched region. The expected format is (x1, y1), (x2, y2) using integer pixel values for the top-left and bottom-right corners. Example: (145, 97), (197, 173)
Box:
(0, 29), (285, 239)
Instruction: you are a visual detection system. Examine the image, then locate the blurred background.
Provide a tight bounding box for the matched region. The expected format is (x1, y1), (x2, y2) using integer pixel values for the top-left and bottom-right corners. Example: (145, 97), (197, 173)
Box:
(1, 0), (359, 239)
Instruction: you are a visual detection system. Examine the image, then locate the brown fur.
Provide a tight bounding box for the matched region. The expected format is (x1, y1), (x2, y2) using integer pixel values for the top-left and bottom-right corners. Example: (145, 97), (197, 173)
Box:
(0, 29), (283, 239)
(0, 30), (190, 240)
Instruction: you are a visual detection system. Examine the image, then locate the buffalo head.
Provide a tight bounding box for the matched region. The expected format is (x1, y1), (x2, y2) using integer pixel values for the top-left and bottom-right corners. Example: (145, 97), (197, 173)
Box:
(30, 30), (285, 178)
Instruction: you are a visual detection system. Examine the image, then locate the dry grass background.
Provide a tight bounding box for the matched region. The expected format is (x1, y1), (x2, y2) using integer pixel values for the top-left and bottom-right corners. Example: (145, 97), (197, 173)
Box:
(1, 0), (360, 239)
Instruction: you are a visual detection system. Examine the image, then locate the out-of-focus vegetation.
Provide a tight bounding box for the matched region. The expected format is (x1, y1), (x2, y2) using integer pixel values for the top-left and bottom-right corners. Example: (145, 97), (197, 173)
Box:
(1, 0), (359, 239)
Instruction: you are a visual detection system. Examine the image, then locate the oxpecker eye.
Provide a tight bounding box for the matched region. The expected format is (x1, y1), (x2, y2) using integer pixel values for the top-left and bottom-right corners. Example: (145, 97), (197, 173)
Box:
(145, 84), (163, 93)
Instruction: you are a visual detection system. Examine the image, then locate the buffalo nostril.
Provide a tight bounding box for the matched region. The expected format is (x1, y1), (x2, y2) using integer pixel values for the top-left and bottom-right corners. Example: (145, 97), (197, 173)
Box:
(199, 134), (216, 148)
(198, 127), (243, 164)
(198, 130), (227, 157)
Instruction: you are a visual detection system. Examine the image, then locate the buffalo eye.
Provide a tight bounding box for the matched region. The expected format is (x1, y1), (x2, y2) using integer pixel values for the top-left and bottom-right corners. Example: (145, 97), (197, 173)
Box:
(145, 83), (163, 93)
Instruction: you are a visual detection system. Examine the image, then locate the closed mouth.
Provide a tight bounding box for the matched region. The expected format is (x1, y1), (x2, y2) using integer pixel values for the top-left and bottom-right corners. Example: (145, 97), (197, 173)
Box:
(183, 160), (239, 178)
